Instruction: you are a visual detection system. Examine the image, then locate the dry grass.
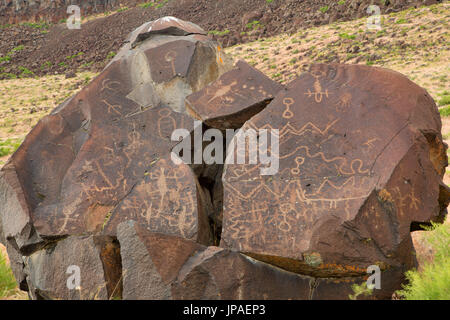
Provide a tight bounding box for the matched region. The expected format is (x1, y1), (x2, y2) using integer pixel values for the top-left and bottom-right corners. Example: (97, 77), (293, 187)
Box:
(0, 244), (28, 300)
(0, 71), (96, 166)
(226, 3), (449, 102)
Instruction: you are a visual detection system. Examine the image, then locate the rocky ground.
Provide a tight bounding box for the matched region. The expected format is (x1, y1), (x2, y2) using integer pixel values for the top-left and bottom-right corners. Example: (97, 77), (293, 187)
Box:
(0, 0), (443, 79)
(0, 1), (449, 300)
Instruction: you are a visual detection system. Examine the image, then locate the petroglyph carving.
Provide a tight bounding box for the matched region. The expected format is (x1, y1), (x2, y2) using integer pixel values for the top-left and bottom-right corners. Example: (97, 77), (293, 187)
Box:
(304, 70), (330, 103)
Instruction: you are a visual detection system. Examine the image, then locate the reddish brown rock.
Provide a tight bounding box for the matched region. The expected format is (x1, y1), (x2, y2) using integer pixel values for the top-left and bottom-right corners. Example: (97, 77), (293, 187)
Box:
(117, 220), (313, 300)
(172, 246), (313, 300)
(24, 235), (119, 300)
(186, 60), (284, 129)
(104, 155), (213, 244)
(1, 18), (228, 241)
(221, 64), (449, 287)
(0, 18), (232, 299)
(117, 221), (204, 299)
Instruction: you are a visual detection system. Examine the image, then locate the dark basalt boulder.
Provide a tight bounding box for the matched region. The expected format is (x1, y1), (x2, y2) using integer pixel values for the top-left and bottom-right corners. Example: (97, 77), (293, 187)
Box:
(0, 18), (448, 300)
(221, 64), (449, 283)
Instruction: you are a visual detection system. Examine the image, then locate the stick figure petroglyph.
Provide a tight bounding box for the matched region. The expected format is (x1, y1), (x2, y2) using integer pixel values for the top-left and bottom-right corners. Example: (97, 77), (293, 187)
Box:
(165, 50), (177, 76)
(102, 99), (122, 116)
(100, 79), (121, 93)
(158, 108), (176, 139)
(305, 71), (330, 103)
(336, 92), (352, 112)
(282, 97), (294, 119)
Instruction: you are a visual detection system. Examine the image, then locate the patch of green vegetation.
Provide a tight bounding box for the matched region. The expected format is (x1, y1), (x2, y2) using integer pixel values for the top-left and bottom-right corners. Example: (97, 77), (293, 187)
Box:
(376, 29), (386, 37)
(81, 61), (94, 68)
(0, 72), (17, 79)
(208, 29), (231, 36)
(266, 0), (274, 3)
(20, 21), (49, 29)
(106, 51), (116, 60)
(0, 250), (17, 298)
(40, 61), (52, 70)
(10, 45), (24, 53)
(66, 52), (84, 60)
(139, 1), (155, 8)
(319, 6), (329, 13)
(246, 20), (262, 30)
(338, 32), (356, 40)
(396, 223), (450, 300)
(438, 95), (450, 106)
(349, 282), (374, 300)
(0, 138), (22, 157)
(155, 0), (169, 9)
(116, 6), (129, 13)
(18, 66), (33, 77)
(83, 75), (92, 85)
(437, 75), (448, 83)
(338, 0), (346, 5)
(0, 55), (11, 62)
(395, 18), (409, 24)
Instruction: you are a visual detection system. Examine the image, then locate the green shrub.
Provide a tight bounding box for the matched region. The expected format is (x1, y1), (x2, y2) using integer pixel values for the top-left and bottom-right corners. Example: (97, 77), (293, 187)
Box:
(439, 96), (450, 106)
(246, 20), (261, 30)
(139, 2), (155, 8)
(0, 249), (17, 298)
(319, 6), (329, 13)
(0, 139), (22, 157)
(106, 51), (116, 60)
(339, 32), (356, 40)
(20, 21), (49, 29)
(18, 66), (33, 77)
(155, 0), (169, 9)
(396, 223), (450, 300)
(395, 18), (409, 24)
(208, 29), (230, 36)
(439, 106), (450, 116)
(349, 282), (374, 300)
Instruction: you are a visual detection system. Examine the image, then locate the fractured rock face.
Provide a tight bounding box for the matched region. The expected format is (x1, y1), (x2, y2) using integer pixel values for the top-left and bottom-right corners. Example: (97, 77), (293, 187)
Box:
(117, 220), (204, 300)
(2, 17), (228, 243)
(221, 64), (449, 280)
(118, 220), (313, 300)
(24, 235), (119, 300)
(103, 155), (213, 244)
(0, 17), (234, 298)
(186, 60), (284, 129)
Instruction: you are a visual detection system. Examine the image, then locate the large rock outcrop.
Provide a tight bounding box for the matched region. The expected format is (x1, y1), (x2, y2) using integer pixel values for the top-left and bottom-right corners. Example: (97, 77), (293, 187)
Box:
(0, 17), (448, 300)
(221, 63), (450, 285)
